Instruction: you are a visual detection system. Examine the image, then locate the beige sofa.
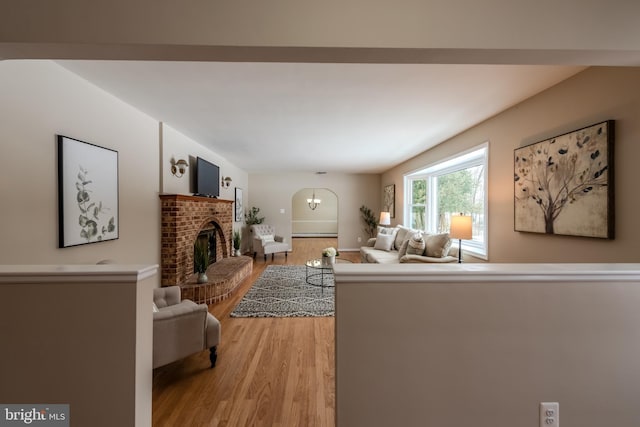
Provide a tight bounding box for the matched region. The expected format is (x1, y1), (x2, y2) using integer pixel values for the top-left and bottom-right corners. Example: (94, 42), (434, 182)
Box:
(360, 225), (458, 264)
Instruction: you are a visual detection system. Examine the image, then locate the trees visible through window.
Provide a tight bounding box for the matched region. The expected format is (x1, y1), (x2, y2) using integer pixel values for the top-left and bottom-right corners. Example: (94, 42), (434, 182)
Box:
(410, 179), (427, 230)
(405, 144), (488, 258)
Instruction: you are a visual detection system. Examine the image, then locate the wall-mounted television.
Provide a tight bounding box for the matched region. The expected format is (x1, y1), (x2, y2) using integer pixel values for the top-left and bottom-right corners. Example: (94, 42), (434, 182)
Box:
(195, 157), (220, 198)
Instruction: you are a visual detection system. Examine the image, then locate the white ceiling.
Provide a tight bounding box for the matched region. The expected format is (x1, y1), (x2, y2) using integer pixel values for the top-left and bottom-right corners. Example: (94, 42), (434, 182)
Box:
(58, 61), (584, 173)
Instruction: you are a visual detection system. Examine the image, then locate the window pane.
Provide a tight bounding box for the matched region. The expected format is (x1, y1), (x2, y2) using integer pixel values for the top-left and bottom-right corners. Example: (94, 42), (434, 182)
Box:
(412, 179), (426, 204)
(411, 206), (425, 230)
(435, 165), (485, 239)
(405, 144), (487, 258)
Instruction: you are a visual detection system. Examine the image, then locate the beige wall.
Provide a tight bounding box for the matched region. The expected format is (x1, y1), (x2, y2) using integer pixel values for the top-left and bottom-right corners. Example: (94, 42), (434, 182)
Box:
(0, 60), (249, 264)
(161, 122), (247, 201)
(383, 67), (640, 262)
(0, 265), (156, 427)
(248, 173), (380, 251)
(160, 122), (248, 248)
(335, 263), (640, 427)
(0, 60), (161, 267)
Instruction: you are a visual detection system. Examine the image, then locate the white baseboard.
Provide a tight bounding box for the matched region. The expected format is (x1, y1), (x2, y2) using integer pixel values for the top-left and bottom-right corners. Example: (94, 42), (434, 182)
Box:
(292, 234), (338, 238)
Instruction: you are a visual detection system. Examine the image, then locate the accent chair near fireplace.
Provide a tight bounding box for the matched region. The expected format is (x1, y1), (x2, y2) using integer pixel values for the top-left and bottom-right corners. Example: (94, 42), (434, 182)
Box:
(250, 224), (289, 261)
(152, 285), (221, 369)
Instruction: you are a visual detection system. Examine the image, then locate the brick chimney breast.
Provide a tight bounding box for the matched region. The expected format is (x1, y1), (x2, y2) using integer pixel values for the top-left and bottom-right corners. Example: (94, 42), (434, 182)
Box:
(160, 194), (234, 286)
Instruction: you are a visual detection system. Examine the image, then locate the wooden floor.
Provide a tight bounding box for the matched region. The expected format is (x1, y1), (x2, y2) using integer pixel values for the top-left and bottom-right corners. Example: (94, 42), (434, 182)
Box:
(152, 238), (360, 427)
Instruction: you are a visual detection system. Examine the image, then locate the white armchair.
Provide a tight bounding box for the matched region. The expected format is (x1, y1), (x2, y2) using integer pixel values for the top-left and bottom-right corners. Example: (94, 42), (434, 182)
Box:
(250, 224), (289, 261)
(152, 286), (220, 369)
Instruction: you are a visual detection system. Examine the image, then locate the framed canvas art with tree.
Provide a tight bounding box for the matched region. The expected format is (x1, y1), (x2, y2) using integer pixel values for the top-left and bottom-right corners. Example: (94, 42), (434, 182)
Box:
(514, 120), (614, 239)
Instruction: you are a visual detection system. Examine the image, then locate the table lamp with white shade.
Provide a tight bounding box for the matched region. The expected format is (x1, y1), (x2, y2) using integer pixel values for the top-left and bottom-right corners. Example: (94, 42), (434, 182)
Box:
(450, 214), (472, 263)
(379, 211), (391, 227)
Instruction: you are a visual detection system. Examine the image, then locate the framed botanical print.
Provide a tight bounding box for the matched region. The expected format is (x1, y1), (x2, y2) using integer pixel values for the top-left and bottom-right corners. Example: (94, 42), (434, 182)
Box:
(58, 135), (119, 247)
(235, 187), (243, 222)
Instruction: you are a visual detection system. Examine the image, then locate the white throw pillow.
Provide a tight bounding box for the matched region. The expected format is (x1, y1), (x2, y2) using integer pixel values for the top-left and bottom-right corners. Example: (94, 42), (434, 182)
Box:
(261, 234), (275, 243)
(379, 227), (398, 245)
(152, 302), (159, 313)
(373, 233), (395, 251)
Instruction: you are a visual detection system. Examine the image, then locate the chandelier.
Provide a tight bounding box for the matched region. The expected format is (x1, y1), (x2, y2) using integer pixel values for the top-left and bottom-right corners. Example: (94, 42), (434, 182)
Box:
(307, 189), (321, 210)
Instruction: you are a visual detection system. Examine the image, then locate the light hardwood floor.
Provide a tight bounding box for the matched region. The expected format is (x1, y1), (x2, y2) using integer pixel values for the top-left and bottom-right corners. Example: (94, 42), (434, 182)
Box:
(152, 237), (360, 427)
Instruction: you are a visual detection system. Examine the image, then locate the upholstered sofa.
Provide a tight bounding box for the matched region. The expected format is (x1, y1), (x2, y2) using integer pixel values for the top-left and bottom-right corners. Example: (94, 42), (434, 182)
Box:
(360, 225), (458, 264)
(152, 286), (221, 369)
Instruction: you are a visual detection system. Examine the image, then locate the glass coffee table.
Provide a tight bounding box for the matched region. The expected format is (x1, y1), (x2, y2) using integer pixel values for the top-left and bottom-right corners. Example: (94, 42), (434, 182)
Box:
(305, 258), (352, 288)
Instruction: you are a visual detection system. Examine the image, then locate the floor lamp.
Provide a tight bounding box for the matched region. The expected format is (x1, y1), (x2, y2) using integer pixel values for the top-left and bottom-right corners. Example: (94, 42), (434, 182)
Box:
(450, 214), (472, 263)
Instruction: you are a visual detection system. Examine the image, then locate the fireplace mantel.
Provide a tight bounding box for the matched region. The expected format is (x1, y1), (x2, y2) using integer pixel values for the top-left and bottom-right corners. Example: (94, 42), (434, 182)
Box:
(160, 194), (234, 286)
(160, 194), (234, 204)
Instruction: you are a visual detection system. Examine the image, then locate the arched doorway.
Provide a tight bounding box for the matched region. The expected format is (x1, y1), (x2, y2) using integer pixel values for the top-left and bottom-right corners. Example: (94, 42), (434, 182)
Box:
(291, 188), (338, 237)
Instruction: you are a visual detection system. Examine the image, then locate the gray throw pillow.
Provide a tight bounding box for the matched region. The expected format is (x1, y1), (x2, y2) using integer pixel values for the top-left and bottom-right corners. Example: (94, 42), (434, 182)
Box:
(394, 226), (416, 251)
(397, 238), (410, 259)
(406, 233), (426, 255)
(377, 226), (394, 235)
(424, 232), (452, 257)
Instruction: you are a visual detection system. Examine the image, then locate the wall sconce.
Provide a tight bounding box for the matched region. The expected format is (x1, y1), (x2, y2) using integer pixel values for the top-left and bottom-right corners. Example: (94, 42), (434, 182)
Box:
(171, 159), (189, 178)
(307, 189), (321, 210)
(221, 176), (232, 188)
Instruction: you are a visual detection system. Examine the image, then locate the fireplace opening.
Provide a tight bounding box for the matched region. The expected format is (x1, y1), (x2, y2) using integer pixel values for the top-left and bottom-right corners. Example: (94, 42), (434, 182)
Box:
(194, 227), (217, 273)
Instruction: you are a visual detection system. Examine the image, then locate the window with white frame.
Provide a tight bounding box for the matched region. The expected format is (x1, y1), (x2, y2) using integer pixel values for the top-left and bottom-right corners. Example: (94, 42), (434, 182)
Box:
(405, 143), (488, 258)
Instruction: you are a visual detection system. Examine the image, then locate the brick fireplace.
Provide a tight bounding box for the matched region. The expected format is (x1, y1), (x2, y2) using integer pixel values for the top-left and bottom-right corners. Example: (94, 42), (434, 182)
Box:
(160, 194), (233, 286)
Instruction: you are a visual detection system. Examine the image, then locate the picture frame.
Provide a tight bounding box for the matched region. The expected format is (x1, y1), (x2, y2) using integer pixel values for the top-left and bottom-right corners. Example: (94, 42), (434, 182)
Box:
(58, 135), (119, 248)
(384, 184), (395, 218)
(235, 187), (243, 222)
(514, 120), (614, 239)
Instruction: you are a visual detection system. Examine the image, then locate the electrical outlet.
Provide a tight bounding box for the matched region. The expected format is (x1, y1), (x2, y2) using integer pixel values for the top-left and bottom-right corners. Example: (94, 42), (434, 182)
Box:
(357, 237), (362, 243)
(539, 402), (559, 427)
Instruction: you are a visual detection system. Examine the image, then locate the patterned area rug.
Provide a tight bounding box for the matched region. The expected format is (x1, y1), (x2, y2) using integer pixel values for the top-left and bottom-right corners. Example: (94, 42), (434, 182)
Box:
(230, 265), (334, 317)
